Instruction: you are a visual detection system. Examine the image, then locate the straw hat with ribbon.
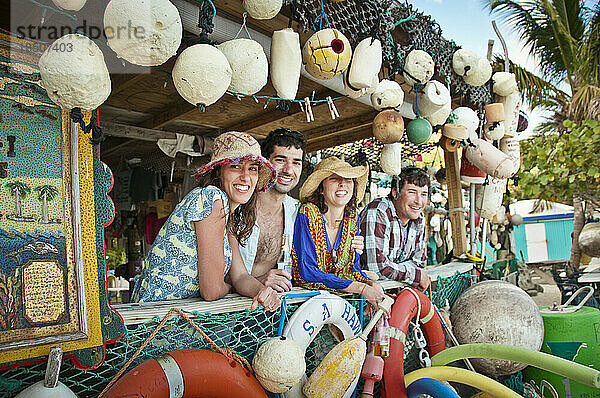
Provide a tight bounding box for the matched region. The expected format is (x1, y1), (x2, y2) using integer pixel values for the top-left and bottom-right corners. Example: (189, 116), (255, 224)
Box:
(195, 131), (277, 192)
(300, 156), (369, 202)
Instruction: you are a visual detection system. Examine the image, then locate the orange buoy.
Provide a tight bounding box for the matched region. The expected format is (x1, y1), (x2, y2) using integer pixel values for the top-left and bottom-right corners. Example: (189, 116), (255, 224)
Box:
(103, 349), (267, 398)
(382, 289), (446, 398)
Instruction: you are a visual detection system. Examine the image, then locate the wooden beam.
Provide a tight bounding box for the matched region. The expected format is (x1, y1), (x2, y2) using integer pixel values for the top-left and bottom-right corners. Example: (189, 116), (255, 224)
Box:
(110, 74), (152, 97)
(307, 125), (373, 152)
(101, 121), (178, 141)
(443, 149), (467, 255)
(138, 101), (197, 129)
(305, 111), (377, 142)
(102, 139), (139, 158)
(225, 103), (302, 132)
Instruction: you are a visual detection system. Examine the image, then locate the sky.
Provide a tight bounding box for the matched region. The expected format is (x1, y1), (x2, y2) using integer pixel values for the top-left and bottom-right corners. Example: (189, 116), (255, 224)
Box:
(414, 0), (544, 138)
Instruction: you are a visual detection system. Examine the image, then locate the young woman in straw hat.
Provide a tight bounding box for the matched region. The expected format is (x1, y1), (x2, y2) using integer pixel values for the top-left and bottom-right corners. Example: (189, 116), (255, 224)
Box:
(292, 156), (384, 305)
(132, 132), (281, 311)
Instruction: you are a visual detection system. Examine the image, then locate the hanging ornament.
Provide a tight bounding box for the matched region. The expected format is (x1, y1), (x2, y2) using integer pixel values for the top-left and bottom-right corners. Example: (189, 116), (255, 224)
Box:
(348, 37), (382, 89)
(243, 0), (282, 20)
(453, 107), (480, 139)
(51, 0), (86, 11)
(492, 72), (518, 96)
(463, 58), (492, 87)
(171, 44), (232, 109)
(442, 124), (468, 141)
(516, 110), (529, 132)
(403, 50), (434, 86)
(217, 38), (268, 95)
(452, 49), (479, 77)
(103, 0), (182, 66)
(39, 34), (111, 111)
(496, 91), (521, 138)
(372, 109), (404, 144)
(406, 117), (432, 145)
(302, 28), (352, 80)
(344, 69), (366, 98)
(271, 28), (302, 100)
(438, 135), (460, 152)
(380, 142), (403, 175)
(460, 155), (486, 184)
(370, 80), (404, 111)
(424, 101), (451, 127)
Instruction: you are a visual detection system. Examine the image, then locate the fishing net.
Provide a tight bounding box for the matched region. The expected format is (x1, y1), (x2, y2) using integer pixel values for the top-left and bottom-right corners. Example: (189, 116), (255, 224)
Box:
(0, 270), (471, 398)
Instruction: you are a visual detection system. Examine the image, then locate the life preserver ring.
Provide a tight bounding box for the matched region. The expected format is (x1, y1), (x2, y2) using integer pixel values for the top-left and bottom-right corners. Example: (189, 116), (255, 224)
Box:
(282, 291), (362, 398)
(382, 288), (446, 398)
(103, 349), (267, 398)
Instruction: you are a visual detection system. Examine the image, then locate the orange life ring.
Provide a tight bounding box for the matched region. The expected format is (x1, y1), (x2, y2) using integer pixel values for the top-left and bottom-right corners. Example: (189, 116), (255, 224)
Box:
(382, 289), (446, 398)
(103, 349), (267, 398)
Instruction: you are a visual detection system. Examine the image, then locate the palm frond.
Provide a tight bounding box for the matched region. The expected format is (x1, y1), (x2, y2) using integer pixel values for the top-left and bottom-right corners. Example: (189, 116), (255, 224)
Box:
(569, 84), (600, 122)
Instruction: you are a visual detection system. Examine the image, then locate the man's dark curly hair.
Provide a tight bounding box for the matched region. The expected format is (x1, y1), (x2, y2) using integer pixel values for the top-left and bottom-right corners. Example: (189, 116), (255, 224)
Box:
(389, 167), (430, 199)
(261, 128), (307, 159)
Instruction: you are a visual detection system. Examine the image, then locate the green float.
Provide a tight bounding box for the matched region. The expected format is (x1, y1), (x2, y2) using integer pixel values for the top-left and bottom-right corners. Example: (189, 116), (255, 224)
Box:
(523, 288), (600, 398)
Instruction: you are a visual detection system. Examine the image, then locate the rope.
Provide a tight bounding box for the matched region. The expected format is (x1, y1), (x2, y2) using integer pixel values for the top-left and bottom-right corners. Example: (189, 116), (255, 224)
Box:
(98, 308), (252, 397)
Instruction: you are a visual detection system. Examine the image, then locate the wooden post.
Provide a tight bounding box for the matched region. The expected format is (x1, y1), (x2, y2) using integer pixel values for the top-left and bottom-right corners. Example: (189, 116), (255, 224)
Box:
(444, 149), (467, 255)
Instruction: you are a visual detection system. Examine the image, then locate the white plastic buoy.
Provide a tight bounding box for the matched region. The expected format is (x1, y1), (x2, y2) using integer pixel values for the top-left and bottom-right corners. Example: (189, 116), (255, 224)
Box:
(51, 0), (86, 11)
(243, 0), (282, 20)
(372, 109), (404, 144)
(171, 44), (231, 108)
(497, 91), (521, 138)
(452, 48), (479, 77)
(271, 28), (302, 100)
(16, 347), (77, 398)
(453, 106), (480, 138)
(424, 101), (451, 127)
(417, 80), (450, 117)
(463, 57), (492, 87)
(465, 138), (518, 179)
(343, 69), (365, 99)
(403, 50), (434, 86)
(348, 37), (382, 89)
(103, 0), (182, 66)
(39, 34), (111, 111)
(492, 72), (518, 96)
(252, 337), (305, 393)
(370, 80), (404, 111)
(302, 28), (352, 80)
(475, 176), (506, 219)
(499, 135), (521, 177)
(217, 38), (268, 95)
(380, 142), (403, 175)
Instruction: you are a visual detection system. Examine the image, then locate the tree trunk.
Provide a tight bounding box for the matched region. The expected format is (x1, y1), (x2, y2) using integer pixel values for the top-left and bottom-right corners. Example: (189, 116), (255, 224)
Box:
(42, 194), (48, 223)
(14, 190), (21, 216)
(570, 194), (584, 271)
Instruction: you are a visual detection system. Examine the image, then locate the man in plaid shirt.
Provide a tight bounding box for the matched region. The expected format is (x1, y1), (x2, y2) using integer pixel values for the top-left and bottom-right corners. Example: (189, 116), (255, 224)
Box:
(360, 167), (431, 291)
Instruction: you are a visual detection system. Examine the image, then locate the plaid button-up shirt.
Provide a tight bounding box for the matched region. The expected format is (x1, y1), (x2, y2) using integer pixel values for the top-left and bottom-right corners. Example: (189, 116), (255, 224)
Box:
(359, 196), (427, 287)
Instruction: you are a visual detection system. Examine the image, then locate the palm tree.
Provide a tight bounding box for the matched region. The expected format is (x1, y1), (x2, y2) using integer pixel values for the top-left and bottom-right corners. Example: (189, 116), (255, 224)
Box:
(5, 181), (31, 217)
(484, 0), (600, 269)
(35, 185), (59, 223)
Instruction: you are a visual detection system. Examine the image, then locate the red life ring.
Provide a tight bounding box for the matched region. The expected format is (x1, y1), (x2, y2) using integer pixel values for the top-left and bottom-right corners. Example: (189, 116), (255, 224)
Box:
(382, 289), (446, 398)
(103, 349), (267, 398)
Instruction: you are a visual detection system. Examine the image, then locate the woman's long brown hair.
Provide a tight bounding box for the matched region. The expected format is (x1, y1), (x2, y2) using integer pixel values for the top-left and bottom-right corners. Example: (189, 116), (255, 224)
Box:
(196, 166), (257, 244)
(304, 178), (357, 219)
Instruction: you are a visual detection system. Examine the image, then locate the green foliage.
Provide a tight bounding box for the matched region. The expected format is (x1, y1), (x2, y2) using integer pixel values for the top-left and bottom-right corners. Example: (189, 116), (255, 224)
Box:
(34, 185), (59, 201)
(516, 119), (600, 203)
(5, 181), (30, 198)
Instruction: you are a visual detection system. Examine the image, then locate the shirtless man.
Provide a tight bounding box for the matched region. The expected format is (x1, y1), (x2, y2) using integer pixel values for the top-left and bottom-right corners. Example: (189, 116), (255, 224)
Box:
(240, 128), (364, 292)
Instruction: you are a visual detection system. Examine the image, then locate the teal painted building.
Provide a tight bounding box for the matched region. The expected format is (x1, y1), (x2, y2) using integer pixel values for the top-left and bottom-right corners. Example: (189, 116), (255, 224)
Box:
(513, 212), (574, 263)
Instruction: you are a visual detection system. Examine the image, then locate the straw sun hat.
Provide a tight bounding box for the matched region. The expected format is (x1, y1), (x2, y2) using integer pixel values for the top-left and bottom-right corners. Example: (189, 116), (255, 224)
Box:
(300, 156), (369, 202)
(195, 131), (277, 192)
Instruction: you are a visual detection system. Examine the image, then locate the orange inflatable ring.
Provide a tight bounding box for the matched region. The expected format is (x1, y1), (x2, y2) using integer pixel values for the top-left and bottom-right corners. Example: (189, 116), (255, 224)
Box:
(103, 349), (267, 398)
(382, 288), (446, 398)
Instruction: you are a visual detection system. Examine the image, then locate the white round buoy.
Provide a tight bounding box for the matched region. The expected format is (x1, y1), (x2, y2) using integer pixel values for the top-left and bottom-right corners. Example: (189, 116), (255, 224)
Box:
(217, 38), (268, 95)
(370, 79), (404, 111)
(252, 337), (306, 393)
(104, 0), (182, 66)
(453, 106), (480, 137)
(302, 28), (352, 80)
(171, 44), (232, 108)
(380, 142), (403, 175)
(15, 381), (77, 398)
(39, 34), (111, 111)
(244, 0), (282, 20)
(450, 280), (544, 376)
(403, 50), (434, 86)
(463, 58), (492, 87)
(510, 213), (523, 226)
(51, 0), (86, 11)
(452, 48), (479, 77)
(492, 72), (518, 96)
